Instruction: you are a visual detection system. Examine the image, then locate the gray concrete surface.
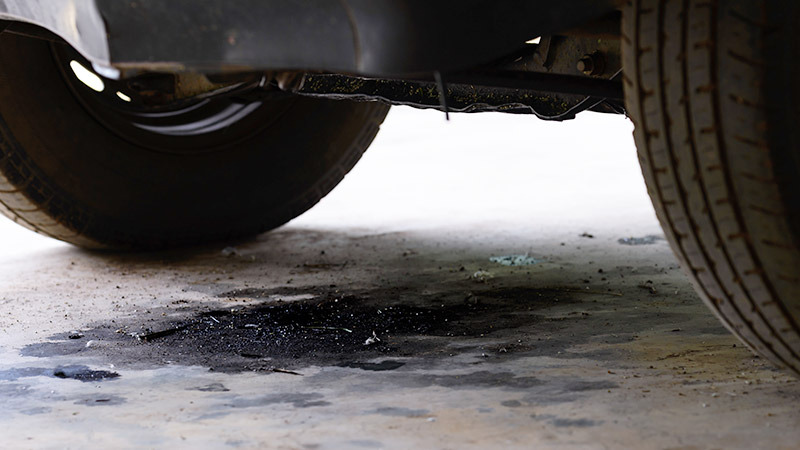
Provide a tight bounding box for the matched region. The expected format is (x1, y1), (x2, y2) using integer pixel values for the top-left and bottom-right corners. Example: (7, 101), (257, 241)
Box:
(0, 108), (798, 449)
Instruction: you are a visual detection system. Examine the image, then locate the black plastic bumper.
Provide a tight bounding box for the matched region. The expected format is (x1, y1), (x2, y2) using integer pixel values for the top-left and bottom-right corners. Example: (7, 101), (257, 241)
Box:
(0, 0), (620, 76)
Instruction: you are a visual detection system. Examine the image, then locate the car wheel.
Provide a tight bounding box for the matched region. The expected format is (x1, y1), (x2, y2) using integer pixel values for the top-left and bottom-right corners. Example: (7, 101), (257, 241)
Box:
(0, 33), (389, 249)
(623, 0), (800, 375)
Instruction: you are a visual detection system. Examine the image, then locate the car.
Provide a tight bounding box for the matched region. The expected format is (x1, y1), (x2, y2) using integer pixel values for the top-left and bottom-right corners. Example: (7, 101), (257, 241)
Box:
(0, 0), (798, 378)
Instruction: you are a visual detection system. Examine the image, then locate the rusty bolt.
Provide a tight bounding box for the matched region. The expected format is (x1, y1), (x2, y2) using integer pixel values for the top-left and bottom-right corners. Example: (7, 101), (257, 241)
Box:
(577, 52), (605, 76)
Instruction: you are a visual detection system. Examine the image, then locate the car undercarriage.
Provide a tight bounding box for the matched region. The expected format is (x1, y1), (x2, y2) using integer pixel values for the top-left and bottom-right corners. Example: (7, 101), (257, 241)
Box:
(1, 0), (799, 380)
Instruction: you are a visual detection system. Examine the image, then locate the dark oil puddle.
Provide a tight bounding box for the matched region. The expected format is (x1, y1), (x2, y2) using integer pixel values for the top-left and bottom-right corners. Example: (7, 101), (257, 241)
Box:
(129, 295), (454, 369)
(18, 284), (691, 373)
(53, 366), (120, 382)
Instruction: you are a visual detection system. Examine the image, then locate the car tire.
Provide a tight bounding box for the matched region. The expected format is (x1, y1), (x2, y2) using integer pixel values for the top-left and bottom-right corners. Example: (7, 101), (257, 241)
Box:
(0, 33), (389, 249)
(622, 0), (800, 375)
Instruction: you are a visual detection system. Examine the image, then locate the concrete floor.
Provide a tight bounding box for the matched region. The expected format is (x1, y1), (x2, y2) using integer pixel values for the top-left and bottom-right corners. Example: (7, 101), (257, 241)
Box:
(0, 108), (798, 449)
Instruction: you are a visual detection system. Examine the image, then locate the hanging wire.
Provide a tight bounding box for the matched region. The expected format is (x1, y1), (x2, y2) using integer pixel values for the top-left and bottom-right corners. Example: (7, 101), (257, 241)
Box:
(433, 71), (450, 121)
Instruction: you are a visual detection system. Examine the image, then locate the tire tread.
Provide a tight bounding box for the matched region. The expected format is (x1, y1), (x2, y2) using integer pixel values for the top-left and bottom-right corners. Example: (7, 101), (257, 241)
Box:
(624, 0), (800, 375)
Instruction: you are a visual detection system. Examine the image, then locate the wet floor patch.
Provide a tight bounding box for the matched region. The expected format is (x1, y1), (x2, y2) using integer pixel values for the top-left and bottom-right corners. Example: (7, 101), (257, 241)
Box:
(227, 392), (330, 409)
(189, 383), (230, 392)
(0, 383), (32, 398)
(394, 371), (544, 390)
(0, 365), (119, 383)
(19, 407), (51, 415)
(367, 407), (430, 417)
(73, 394), (126, 407)
(337, 361), (406, 371)
(533, 414), (603, 427)
(501, 399), (523, 407)
(618, 235), (665, 245)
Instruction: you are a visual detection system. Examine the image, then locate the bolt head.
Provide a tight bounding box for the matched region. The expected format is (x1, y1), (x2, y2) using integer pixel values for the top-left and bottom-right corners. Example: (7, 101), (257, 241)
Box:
(577, 57), (594, 75)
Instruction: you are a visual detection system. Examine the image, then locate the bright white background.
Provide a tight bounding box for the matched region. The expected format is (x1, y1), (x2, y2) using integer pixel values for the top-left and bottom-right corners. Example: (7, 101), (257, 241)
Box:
(0, 106), (653, 259)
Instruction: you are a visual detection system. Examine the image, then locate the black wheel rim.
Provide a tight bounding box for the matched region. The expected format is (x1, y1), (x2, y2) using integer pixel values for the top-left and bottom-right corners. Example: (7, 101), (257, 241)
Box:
(52, 43), (297, 155)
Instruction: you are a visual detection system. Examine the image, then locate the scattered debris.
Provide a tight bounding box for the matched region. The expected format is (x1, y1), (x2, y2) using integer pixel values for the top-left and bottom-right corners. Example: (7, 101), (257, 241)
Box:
(464, 293), (480, 305)
(489, 255), (542, 266)
(618, 235), (664, 246)
(28, 286), (614, 373)
(364, 331), (381, 346)
(471, 270), (494, 283)
(272, 368), (303, 376)
(302, 326), (353, 333)
(133, 324), (189, 342)
(580, 232), (595, 239)
(638, 280), (657, 294)
(221, 246), (239, 257)
(94, 294), (453, 370)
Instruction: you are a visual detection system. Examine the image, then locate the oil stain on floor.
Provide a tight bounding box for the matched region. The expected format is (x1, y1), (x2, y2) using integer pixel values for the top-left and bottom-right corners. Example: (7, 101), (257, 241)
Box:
(20, 281), (705, 375)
